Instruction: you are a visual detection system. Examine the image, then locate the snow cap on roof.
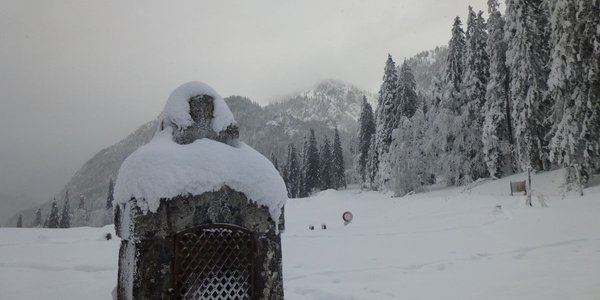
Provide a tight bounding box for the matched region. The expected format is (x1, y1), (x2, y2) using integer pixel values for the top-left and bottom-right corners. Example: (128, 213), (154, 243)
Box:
(114, 82), (287, 223)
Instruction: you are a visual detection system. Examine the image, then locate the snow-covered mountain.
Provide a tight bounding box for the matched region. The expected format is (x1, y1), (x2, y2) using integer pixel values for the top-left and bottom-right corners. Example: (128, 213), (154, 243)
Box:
(405, 46), (447, 95)
(6, 80), (373, 227)
(269, 79), (376, 129)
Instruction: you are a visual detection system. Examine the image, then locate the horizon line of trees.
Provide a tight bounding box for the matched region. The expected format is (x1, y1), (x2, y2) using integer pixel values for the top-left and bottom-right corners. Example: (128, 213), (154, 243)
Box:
(273, 127), (347, 198)
(14, 179), (116, 228)
(354, 0), (599, 195)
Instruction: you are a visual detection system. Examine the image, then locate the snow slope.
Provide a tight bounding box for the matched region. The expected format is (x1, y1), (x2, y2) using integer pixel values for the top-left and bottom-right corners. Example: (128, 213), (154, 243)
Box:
(1, 169), (599, 299)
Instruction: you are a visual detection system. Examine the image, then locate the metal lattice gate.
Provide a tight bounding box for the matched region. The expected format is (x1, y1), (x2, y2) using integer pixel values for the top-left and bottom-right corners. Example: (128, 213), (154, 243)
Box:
(174, 224), (256, 300)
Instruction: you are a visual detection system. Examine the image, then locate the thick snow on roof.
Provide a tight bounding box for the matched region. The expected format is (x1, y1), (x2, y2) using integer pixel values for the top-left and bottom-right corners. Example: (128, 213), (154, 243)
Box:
(115, 82), (286, 222)
(161, 81), (236, 132)
(114, 129), (287, 221)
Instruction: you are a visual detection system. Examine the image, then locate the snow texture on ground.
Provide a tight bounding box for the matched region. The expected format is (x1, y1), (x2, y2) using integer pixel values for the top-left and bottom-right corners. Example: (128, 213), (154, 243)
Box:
(2, 169), (600, 299)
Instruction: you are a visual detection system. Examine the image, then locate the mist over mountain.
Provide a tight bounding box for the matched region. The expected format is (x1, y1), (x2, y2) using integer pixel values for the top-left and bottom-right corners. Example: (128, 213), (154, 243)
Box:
(5, 46), (449, 227)
(5, 80), (375, 227)
(0, 191), (38, 227)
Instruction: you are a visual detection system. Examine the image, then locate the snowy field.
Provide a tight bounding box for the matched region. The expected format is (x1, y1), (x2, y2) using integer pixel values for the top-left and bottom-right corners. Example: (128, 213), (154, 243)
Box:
(1, 169), (600, 299)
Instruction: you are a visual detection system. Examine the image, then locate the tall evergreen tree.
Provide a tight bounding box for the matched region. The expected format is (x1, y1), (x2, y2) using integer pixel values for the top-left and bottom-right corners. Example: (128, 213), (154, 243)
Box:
(298, 171), (307, 198)
(366, 135), (378, 188)
(319, 136), (333, 190)
(288, 144), (300, 198)
(483, 0), (515, 178)
(428, 16), (467, 184)
(74, 195), (88, 227)
(17, 215), (23, 228)
(355, 96), (376, 185)
(332, 128), (346, 189)
(47, 199), (60, 229)
(34, 208), (42, 227)
(106, 179), (114, 210)
(59, 198), (71, 228)
(304, 129), (321, 194)
(455, 7), (489, 183)
(444, 17), (467, 115)
(548, 0), (600, 180)
(390, 109), (428, 195)
(298, 137), (309, 198)
(374, 54), (400, 188)
(576, 0), (600, 175)
(505, 0), (552, 172)
(398, 60), (418, 118)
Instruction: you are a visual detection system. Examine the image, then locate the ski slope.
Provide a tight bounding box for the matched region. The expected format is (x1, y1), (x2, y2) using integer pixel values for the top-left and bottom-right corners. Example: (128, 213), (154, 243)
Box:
(1, 169), (599, 299)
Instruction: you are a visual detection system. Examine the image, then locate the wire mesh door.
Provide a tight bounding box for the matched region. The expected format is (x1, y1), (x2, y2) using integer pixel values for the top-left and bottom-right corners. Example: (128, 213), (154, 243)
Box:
(174, 224), (256, 300)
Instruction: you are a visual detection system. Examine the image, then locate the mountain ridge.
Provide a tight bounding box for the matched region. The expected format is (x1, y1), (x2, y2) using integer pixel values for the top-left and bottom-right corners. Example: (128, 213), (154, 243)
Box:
(6, 80), (372, 227)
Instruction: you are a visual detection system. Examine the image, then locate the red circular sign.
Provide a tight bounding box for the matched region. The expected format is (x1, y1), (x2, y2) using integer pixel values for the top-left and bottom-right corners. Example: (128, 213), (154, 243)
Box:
(342, 211), (353, 222)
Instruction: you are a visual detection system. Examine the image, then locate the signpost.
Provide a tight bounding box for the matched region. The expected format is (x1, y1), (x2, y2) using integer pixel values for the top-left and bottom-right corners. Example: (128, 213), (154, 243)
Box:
(342, 211), (353, 226)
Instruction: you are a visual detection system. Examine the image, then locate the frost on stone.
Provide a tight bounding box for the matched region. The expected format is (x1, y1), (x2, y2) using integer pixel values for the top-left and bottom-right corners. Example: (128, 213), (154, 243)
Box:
(114, 82), (287, 229)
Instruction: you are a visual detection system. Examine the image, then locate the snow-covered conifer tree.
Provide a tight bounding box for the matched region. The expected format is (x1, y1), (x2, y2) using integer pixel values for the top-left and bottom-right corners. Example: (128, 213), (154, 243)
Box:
(34, 208), (42, 227)
(373, 54), (400, 188)
(288, 144), (300, 198)
(385, 59), (424, 190)
(482, 0), (514, 178)
(389, 108), (428, 195)
(366, 135), (378, 189)
(304, 129), (321, 194)
(73, 195), (88, 227)
(319, 136), (333, 190)
(355, 97), (376, 186)
(106, 179), (114, 210)
(548, 0), (600, 180)
(429, 16), (466, 184)
(17, 215), (23, 228)
(299, 137), (309, 197)
(59, 197), (71, 228)
(455, 7), (489, 183)
(444, 17), (466, 115)
(505, 0), (552, 172)
(398, 60), (418, 119)
(332, 128), (346, 189)
(47, 199), (60, 228)
(576, 0), (600, 176)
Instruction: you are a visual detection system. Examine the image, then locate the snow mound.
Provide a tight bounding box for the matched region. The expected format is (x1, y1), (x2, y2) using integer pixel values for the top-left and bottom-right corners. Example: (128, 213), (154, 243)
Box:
(161, 81), (236, 132)
(115, 82), (286, 223)
(114, 129), (287, 221)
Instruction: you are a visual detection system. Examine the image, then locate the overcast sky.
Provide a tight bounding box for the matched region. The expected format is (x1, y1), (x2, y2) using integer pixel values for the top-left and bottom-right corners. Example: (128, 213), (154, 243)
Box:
(0, 0), (487, 204)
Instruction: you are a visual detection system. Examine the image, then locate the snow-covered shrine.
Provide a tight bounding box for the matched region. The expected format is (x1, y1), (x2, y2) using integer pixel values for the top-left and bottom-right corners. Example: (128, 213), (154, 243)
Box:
(113, 82), (287, 300)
